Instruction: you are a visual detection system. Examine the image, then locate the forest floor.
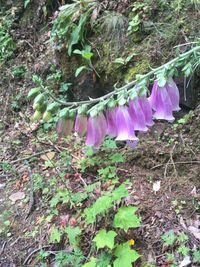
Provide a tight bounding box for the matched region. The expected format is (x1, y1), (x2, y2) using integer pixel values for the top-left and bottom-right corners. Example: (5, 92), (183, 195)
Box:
(1, 102), (200, 266)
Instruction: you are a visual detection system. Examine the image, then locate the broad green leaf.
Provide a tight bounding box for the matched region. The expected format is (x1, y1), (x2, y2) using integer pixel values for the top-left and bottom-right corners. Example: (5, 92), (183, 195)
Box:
(68, 13), (87, 55)
(93, 229), (117, 250)
(27, 87), (40, 100)
(113, 206), (141, 232)
(65, 226), (81, 248)
(114, 243), (140, 267)
(84, 196), (113, 224)
(49, 227), (61, 243)
(82, 257), (97, 267)
(75, 66), (87, 77)
(161, 231), (176, 246)
(193, 250), (200, 263)
(110, 153), (124, 163)
(97, 252), (112, 267)
(112, 184), (128, 201)
(82, 51), (93, 60)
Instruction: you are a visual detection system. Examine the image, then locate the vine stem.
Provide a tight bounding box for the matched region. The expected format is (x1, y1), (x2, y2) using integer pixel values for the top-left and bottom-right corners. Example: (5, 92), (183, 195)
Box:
(45, 46), (200, 107)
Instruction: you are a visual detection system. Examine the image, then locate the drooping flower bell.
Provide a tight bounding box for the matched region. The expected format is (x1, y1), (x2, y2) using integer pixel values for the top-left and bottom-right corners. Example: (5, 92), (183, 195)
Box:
(56, 118), (74, 136)
(138, 95), (154, 126)
(148, 80), (175, 122)
(115, 106), (138, 142)
(74, 114), (87, 136)
(166, 77), (181, 111)
(128, 97), (148, 132)
(106, 107), (117, 137)
(86, 113), (107, 148)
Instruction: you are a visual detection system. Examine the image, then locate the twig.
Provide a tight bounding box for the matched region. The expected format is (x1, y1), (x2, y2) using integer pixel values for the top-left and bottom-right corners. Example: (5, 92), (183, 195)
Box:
(25, 160), (35, 219)
(0, 241), (7, 255)
(10, 149), (53, 164)
(23, 245), (50, 265)
(151, 160), (200, 170)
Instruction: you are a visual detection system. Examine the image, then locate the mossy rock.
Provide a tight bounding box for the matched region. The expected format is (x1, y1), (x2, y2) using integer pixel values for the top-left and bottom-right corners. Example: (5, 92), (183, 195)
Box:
(124, 59), (150, 82)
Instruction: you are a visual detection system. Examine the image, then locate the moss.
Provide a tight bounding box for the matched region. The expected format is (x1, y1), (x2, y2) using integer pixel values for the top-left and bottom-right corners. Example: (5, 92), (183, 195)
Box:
(124, 59), (150, 82)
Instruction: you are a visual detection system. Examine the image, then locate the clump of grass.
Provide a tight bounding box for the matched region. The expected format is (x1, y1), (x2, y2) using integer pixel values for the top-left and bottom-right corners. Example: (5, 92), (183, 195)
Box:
(98, 11), (128, 52)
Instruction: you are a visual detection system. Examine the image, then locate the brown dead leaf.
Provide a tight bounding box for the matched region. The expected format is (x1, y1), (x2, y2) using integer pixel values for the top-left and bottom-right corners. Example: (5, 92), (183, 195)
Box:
(15, 180), (22, 190)
(40, 151), (55, 161)
(9, 191), (25, 203)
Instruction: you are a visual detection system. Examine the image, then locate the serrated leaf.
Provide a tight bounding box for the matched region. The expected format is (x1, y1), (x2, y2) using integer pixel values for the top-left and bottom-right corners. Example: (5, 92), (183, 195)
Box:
(82, 257), (97, 267)
(65, 226), (81, 248)
(112, 185), (128, 201)
(84, 196), (113, 224)
(93, 229), (117, 250)
(114, 243), (140, 267)
(110, 153), (124, 163)
(49, 227), (61, 243)
(113, 206), (141, 232)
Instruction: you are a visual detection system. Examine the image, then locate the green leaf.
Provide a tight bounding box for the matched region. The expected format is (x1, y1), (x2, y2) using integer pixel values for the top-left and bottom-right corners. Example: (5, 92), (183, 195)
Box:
(110, 153), (125, 163)
(114, 243), (140, 267)
(68, 13), (87, 55)
(156, 73), (167, 87)
(49, 227), (61, 243)
(27, 87), (40, 100)
(113, 58), (125, 65)
(112, 184), (129, 201)
(102, 139), (117, 149)
(75, 66), (87, 77)
(113, 206), (141, 232)
(82, 257), (97, 267)
(93, 229), (117, 250)
(193, 250), (200, 263)
(24, 0), (31, 8)
(84, 196), (113, 224)
(177, 245), (190, 256)
(161, 231), (176, 246)
(65, 226), (81, 248)
(82, 51), (93, 60)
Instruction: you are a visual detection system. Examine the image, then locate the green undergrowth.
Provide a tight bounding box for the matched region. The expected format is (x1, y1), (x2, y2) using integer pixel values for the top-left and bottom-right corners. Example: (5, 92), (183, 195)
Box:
(18, 137), (142, 266)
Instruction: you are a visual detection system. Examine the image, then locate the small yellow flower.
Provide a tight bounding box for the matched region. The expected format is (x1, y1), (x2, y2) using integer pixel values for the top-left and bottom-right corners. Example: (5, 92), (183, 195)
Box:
(128, 239), (135, 246)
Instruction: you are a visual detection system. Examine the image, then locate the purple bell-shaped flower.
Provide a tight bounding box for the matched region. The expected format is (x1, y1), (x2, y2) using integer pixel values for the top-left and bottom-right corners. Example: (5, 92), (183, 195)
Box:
(106, 107), (117, 137)
(115, 106), (138, 141)
(148, 81), (175, 122)
(74, 114), (87, 136)
(128, 97), (148, 132)
(166, 77), (181, 111)
(138, 96), (154, 126)
(86, 113), (107, 148)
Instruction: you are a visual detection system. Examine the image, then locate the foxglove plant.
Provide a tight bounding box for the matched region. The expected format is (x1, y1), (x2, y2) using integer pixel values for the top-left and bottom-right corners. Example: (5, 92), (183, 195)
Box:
(148, 79), (178, 122)
(115, 106), (138, 142)
(166, 77), (181, 111)
(138, 95), (154, 126)
(75, 114), (87, 136)
(128, 97), (148, 132)
(86, 113), (107, 148)
(57, 118), (74, 136)
(106, 107), (117, 137)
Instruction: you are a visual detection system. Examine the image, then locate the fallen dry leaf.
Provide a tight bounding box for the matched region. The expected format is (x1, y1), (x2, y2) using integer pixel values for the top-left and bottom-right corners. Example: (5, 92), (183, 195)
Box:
(188, 226), (200, 240)
(40, 151), (55, 161)
(9, 191), (25, 203)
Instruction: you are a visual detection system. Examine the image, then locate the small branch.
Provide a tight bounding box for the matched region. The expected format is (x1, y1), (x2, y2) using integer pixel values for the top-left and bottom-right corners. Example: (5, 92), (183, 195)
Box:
(10, 149), (53, 164)
(151, 160), (200, 170)
(25, 160), (35, 219)
(23, 246), (50, 265)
